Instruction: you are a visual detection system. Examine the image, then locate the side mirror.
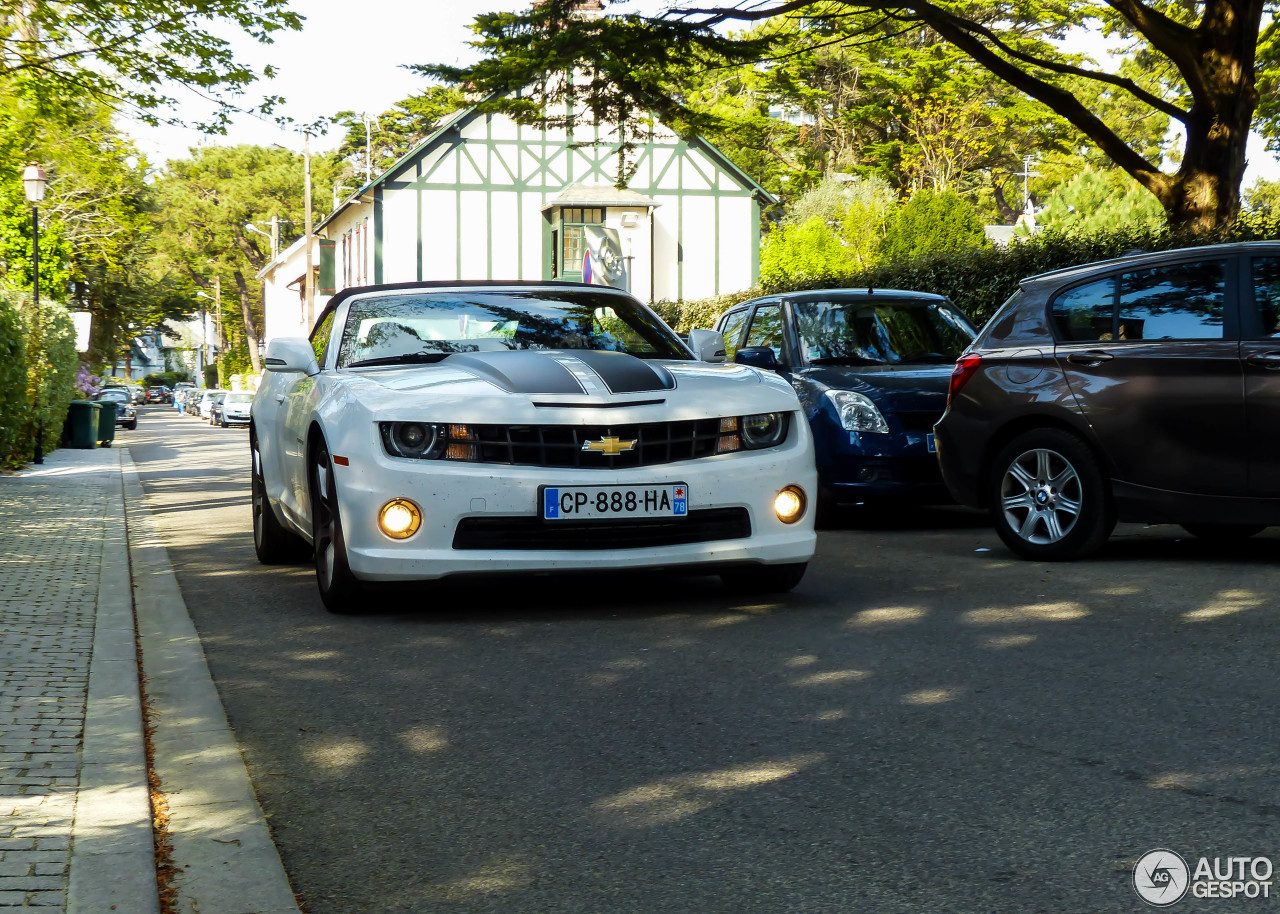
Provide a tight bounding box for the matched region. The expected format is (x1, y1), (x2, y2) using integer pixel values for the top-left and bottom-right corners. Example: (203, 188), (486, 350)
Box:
(688, 328), (727, 363)
(734, 346), (780, 371)
(263, 337), (320, 375)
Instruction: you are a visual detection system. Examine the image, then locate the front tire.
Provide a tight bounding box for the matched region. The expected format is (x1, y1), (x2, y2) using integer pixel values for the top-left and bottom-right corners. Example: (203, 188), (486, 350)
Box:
(251, 429), (309, 565)
(310, 439), (364, 614)
(988, 429), (1114, 561)
(1181, 523), (1267, 541)
(721, 562), (808, 594)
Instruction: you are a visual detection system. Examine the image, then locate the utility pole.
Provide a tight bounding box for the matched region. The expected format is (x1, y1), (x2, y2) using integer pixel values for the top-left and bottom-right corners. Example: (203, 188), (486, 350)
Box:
(214, 275), (224, 349)
(1021, 154), (1041, 215)
(303, 128), (315, 330)
(362, 113), (377, 184)
(269, 215), (279, 261)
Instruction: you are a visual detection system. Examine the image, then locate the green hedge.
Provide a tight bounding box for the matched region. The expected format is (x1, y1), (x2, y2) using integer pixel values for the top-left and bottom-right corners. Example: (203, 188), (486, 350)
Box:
(652, 288), (763, 335)
(763, 219), (1280, 326)
(0, 296), (78, 468)
(0, 296), (26, 463)
(143, 370), (190, 387)
(653, 219), (1280, 335)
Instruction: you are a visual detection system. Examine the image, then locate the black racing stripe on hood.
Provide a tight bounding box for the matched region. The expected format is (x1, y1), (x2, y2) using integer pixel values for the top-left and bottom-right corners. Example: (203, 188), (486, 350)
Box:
(568, 350), (676, 393)
(444, 352), (584, 394)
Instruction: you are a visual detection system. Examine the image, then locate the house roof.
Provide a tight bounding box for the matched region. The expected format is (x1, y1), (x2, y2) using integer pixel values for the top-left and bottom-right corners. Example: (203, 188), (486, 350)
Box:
(311, 100), (777, 239)
(539, 183), (659, 212)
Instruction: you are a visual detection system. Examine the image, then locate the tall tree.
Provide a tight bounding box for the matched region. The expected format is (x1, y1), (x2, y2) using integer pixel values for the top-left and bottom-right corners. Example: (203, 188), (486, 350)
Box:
(151, 144), (339, 372)
(426, 0), (1270, 232)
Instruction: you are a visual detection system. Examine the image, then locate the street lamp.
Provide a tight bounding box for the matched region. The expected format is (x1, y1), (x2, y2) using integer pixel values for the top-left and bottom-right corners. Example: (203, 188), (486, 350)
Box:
(23, 164), (47, 465)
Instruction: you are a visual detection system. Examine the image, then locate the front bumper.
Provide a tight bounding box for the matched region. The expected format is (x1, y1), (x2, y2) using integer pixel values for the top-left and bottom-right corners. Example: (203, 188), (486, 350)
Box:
(221, 410), (251, 425)
(331, 437), (817, 582)
(811, 416), (947, 504)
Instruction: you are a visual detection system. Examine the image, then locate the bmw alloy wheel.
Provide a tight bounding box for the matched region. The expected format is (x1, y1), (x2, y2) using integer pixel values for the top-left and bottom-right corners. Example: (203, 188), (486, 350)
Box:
(987, 428), (1114, 561)
(1000, 447), (1082, 545)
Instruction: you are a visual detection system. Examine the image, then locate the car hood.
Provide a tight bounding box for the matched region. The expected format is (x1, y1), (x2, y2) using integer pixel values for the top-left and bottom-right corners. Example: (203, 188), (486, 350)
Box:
(332, 350), (799, 421)
(794, 363), (952, 413)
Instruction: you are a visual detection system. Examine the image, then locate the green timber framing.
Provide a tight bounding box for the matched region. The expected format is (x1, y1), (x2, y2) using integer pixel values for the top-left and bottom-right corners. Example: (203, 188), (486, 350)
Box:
(315, 101), (776, 300)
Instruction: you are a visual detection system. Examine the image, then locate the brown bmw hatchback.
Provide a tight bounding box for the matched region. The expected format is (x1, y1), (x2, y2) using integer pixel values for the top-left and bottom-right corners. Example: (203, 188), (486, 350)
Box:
(935, 242), (1280, 560)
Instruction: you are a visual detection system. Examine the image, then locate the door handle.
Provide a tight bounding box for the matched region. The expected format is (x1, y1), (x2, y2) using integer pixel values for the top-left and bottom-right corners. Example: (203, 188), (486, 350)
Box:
(1246, 352), (1280, 369)
(275, 394), (285, 403)
(1067, 350), (1114, 365)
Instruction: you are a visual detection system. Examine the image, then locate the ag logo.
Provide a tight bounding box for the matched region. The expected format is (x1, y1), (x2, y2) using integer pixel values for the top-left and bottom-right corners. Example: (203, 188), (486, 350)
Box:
(1134, 849), (1190, 907)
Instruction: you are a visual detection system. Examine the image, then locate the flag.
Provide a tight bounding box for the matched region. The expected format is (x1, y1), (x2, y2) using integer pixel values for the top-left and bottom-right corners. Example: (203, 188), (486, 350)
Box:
(582, 248), (593, 284)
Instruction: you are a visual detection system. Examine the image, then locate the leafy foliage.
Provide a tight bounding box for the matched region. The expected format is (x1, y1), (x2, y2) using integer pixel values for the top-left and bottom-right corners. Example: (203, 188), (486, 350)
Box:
(0, 1), (302, 132)
(761, 177), (896, 284)
(437, 0), (1269, 229)
(150, 144), (342, 372)
(0, 292), (25, 462)
(770, 218), (1280, 326)
(0, 296), (78, 467)
(879, 190), (986, 262)
(331, 86), (467, 185)
(1031, 170), (1165, 233)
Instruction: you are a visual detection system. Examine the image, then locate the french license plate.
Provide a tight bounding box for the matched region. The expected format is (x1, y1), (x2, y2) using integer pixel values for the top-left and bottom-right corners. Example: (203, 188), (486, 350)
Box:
(542, 484), (688, 520)
(927, 433), (937, 453)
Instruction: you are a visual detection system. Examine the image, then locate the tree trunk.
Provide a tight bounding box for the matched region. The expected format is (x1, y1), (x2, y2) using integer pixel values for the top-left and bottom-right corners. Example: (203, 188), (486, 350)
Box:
(233, 269), (263, 373)
(1129, 0), (1260, 232)
(991, 179), (1019, 223)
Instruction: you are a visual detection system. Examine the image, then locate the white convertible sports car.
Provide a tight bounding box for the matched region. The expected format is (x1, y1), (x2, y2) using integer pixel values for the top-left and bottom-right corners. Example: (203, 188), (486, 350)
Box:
(251, 281), (817, 613)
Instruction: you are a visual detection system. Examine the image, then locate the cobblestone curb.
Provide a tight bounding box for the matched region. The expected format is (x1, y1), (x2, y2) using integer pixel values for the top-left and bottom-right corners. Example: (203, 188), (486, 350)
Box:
(120, 451), (301, 914)
(67, 453), (160, 914)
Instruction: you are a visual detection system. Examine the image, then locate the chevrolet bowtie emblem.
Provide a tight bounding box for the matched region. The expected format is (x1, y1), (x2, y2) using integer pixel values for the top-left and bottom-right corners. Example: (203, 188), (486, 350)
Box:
(581, 436), (636, 456)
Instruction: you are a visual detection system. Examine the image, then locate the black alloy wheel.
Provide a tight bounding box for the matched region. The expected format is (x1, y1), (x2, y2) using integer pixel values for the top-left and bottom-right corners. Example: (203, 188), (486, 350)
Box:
(310, 440), (364, 614)
(250, 428), (309, 565)
(988, 428), (1115, 561)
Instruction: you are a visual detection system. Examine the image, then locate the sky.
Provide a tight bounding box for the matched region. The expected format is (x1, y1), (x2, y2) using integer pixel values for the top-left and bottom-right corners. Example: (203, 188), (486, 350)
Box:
(125, 0), (1280, 186)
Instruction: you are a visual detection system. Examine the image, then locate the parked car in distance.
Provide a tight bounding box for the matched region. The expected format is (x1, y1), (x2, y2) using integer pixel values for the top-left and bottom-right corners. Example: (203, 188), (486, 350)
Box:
(936, 242), (1280, 560)
(95, 387), (138, 430)
(217, 391), (252, 427)
(252, 280), (817, 613)
(717, 289), (977, 513)
(185, 389), (203, 416)
(146, 386), (170, 404)
(198, 390), (227, 422)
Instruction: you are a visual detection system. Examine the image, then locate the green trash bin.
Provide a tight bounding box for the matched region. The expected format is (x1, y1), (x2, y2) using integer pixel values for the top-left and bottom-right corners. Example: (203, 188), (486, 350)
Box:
(96, 400), (117, 447)
(67, 401), (100, 449)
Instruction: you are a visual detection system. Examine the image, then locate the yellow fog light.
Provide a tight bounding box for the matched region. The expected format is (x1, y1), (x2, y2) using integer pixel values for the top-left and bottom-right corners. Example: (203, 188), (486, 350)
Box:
(378, 498), (421, 539)
(774, 485), (806, 524)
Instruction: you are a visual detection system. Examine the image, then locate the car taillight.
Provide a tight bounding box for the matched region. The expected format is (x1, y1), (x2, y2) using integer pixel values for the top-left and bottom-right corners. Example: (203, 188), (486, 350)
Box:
(948, 354), (982, 406)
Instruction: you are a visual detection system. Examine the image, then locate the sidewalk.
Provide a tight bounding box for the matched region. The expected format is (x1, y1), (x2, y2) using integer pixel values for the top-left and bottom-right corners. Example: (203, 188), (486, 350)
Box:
(0, 447), (299, 913)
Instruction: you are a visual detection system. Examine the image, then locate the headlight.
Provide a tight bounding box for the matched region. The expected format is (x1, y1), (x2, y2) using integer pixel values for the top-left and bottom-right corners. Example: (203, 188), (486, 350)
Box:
(741, 412), (787, 449)
(824, 390), (889, 434)
(716, 413), (789, 454)
(379, 422), (477, 460)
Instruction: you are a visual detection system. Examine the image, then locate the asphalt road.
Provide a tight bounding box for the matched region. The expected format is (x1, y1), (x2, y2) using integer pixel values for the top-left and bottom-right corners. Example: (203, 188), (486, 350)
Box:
(127, 405), (1280, 913)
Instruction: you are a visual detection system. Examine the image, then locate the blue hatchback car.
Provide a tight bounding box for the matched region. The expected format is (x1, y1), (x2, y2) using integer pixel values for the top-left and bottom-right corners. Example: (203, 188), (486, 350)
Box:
(716, 289), (978, 510)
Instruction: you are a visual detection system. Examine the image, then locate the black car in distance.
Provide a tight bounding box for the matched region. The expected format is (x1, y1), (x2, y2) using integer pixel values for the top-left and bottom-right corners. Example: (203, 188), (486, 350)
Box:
(936, 242), (1280, 559)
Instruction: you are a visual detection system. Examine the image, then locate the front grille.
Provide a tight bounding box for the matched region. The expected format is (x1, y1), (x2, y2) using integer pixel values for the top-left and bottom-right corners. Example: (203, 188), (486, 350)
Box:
(466, 420), (723, 468)
(453, 507), (751, 550)
(896, 411), (943, 432)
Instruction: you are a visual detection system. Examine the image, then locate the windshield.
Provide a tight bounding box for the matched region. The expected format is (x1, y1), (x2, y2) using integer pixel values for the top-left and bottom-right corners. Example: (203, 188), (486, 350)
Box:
(224, 392), (252, 404)
(98, 390), (129, 402)
(335, 290), (690, 368)
(793, 299), (976, 365)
